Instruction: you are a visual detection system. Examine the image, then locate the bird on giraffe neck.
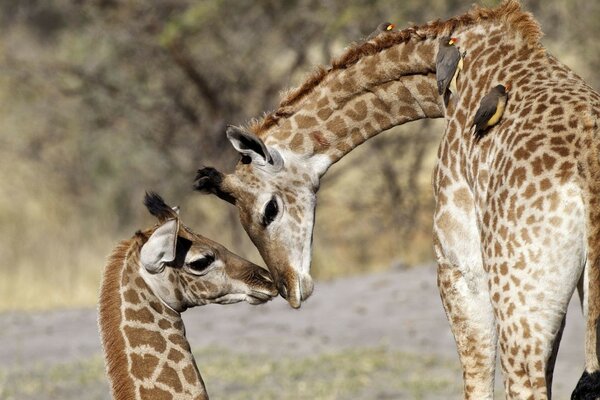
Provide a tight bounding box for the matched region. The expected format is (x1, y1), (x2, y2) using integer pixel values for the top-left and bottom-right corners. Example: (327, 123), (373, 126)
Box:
(472, 84), (510, 141)
(436, 36), (465, 104)
(365, 22), (395, 41)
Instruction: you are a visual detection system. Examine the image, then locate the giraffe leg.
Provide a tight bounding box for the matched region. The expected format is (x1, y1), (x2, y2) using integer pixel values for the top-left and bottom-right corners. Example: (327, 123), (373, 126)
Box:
(546, 315), (565, 398)
(490, 259), (581, 399)
(433, 182), (496, 399)
(437, 257), (497, 399)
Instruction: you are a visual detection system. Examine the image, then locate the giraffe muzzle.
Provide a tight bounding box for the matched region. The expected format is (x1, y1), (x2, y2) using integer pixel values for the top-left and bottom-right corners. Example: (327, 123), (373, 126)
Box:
(277, 273), (314, 309)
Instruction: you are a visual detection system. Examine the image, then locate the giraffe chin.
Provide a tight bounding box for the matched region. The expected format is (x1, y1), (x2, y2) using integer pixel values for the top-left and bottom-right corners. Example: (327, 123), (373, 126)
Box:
(278, 273), (314, 309)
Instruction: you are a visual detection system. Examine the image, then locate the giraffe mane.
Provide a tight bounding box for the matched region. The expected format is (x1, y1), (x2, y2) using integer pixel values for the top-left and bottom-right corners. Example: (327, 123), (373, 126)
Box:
(98, 235), (144, 400)
(247, 0), (541, 137)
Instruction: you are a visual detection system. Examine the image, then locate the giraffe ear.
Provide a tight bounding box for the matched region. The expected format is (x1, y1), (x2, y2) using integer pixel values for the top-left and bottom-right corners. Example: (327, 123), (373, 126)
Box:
(226, 125), (273, 166)
(140, 219), (179, 274)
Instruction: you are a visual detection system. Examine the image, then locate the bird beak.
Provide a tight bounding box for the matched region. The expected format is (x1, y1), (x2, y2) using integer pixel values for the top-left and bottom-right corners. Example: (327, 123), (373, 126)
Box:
(505, 83), (512, 92)
(449, 37), (458, 45)
(387, 24), (395, 31)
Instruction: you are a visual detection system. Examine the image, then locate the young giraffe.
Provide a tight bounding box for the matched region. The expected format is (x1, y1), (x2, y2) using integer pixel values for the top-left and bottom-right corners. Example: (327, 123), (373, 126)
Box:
(194, 1), (600, 398)
(98, 192), (277, 400)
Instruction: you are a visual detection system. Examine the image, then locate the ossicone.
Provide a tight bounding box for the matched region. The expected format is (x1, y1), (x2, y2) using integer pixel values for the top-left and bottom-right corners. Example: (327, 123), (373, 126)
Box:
(144, 191), (179, 223)
(193, 167), (237, 205)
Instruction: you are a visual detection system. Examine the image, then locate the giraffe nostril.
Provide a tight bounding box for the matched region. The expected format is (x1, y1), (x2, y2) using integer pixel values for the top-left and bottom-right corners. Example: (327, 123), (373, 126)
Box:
(278, 281), (288, 300)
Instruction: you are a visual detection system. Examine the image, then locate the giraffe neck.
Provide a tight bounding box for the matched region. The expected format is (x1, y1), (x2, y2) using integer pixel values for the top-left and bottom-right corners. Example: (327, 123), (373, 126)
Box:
(251, 1), (548, 179)
(99, 236), (207, 400)
(259, 36), (443, 176)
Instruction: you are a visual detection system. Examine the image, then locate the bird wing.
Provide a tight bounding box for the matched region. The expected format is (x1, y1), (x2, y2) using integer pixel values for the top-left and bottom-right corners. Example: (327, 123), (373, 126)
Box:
(436, 48), (461, 95)
(472, 96), (497, 132)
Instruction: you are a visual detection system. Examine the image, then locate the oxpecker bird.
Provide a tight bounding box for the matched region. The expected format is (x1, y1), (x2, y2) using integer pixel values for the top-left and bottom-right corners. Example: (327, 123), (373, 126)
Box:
(365, 22), (395, 41)
(472, 84), (510, 141)
(436, 36), (464, 99)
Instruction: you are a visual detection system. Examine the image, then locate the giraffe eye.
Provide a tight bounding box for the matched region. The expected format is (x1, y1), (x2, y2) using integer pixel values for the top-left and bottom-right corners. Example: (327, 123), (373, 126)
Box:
(262, 197), (279, 227)
(187, 254), (215, 274)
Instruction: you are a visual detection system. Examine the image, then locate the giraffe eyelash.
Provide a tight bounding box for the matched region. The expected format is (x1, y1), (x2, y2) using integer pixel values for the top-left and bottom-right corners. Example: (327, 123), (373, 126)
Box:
(261, 197), (279, 227)
(187, 254), (215, 274)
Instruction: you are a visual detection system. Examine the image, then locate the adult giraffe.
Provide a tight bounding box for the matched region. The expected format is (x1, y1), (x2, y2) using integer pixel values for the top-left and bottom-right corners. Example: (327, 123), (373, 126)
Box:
(194, 1), (600, 398)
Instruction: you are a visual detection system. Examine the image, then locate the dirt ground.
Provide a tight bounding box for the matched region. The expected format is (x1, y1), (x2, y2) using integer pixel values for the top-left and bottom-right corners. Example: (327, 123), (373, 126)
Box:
(0, 265), (585, 399)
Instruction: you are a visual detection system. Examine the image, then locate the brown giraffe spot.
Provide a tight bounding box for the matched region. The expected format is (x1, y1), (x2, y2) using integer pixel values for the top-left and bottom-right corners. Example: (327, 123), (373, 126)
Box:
(346, 100), (368, 122)
(523, 183), (536, 199)
(168, 333), (191, 351)
(397, 105), (418, 120)
(539, 178), (551, 191)
(157, 364), (183, 393)
(317, 107), (333, 121)
(326, 116), (348, 138)
(273, 128), (291, 141)
(509, 166), (527, 187)
(499, 263), (508, 275)
(124, 326), (167, 353)
(130, 353), (159, 380)
(492, 292), (500, 303)
(295, 114), (318, 129)
(551, 145), (570, 157)
(135, 277), (146, 289)
(139, 386), (172, 400)
(125, 307), (155, 324)
(149, 300), (164, 314)
(284, 193), (297, 205)
(183, 364), (199, 385)
(158, 319), (171, 330)
(290, 133), (304, 150)
(123, 289), (140, 305)
(316, 96), (328, 108)
(174, 288), (184, 302)
(168, 348), (185, 363)
(507, 303), (516, 317)
(531, 197), (544, 210)
(518, 292), (526, 305)
(196, 281), (217, 295)
(549, 124), (566, 133)
(370, 94), (391, 113)
(549, 216), (562, 226)
(373, 112), (391, 128)
(452, 188), (472, 213)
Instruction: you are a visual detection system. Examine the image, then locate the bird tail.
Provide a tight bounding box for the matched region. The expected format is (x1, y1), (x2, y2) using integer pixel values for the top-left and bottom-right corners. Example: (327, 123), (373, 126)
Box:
(573, 117), (600, 399)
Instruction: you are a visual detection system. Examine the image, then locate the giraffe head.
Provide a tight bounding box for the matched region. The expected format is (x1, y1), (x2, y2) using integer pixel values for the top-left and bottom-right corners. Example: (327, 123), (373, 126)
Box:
(194, 126), (326, 308)
(139, 192), (278, 311)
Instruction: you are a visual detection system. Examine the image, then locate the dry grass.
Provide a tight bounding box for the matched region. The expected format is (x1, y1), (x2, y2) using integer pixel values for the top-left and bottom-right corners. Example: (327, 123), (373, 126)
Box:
(0, 346), (462, 400)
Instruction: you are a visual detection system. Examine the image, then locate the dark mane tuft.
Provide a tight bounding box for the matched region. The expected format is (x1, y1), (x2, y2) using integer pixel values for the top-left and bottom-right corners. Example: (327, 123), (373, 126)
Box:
(143, 192), (177, 222)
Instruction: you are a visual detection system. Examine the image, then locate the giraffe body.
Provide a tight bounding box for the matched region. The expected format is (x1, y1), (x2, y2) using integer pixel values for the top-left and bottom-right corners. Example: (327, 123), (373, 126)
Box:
(195, 1), (600, 397)
(98, 193), (276, 400)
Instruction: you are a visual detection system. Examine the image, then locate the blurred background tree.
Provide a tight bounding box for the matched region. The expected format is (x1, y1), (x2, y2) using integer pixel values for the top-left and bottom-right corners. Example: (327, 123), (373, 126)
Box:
(0, 0), (598, 310)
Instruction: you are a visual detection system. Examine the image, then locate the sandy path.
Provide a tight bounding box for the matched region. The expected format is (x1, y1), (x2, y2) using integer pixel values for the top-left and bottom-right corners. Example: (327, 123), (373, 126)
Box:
(0, 265), (585, 397)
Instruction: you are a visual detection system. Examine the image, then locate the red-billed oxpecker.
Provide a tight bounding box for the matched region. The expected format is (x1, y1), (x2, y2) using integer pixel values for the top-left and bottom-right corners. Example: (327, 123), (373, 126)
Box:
(436, 36), (464, 103)
(365, 22), (395, 41)
(472, 84), (510, 141)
